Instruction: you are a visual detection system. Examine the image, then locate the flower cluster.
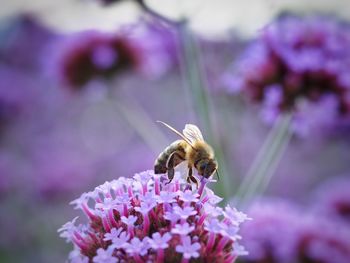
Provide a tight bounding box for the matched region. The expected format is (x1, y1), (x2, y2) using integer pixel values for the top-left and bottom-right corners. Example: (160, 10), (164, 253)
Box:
(51, 30), (142, 88)
(223, 14), (350, 134)
(59, 170), (249, 262)
(311, 175), (350, 224)
(125, 22), (179, 79)
(238, 199), (301, 263)
(239, 198), (350, 263)
(296, 217), (350, 263)
(50, 22), (178, 90)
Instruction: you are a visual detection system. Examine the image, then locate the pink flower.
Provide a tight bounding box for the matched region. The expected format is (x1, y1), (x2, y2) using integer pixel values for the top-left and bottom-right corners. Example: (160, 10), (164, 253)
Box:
(59, 170), (249, 262)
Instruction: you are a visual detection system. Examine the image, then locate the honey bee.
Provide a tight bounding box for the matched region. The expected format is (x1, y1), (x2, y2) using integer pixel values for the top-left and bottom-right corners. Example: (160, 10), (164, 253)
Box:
(154, 121), (218, 186)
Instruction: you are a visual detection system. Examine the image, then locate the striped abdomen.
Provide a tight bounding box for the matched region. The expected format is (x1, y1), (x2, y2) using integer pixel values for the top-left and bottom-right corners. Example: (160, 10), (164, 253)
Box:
(154, 140), (187, 174)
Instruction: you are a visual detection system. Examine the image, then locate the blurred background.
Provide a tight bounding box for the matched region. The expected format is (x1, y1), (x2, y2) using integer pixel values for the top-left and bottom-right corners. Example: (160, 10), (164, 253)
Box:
(1, 0), (350, 262)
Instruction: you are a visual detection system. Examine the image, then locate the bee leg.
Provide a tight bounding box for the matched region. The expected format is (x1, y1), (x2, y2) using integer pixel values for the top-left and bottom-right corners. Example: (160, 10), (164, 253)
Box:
(186, 166), (192, 184)
(190, 175), (199, 188)
(187, 166), (199, 188)
(165, 152), (182, 185)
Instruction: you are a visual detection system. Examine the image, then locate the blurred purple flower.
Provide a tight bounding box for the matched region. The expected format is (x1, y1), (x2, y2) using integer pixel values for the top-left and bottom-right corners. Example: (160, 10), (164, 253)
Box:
(239, 198), (301, 263)
(239, 198), (350, 263)
(50, 30), (141, 88)
(311, 175), (350, 224)
(123, 22), (179, 78)
(296, 216), (350, 263)
(59, 170), (249, 262)
(49, 21), (178, 89)
(223, 14), (350, 135)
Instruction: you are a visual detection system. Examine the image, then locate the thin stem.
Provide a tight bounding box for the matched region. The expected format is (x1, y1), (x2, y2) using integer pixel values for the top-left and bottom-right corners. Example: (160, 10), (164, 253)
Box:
(235, 114), (286, 200)
(99, 79), (169, 155)
(237, 113), (292, 207)
(257, 117), (292, 195)
(134, 0), (185, 26)
(113, 95), (168, 154)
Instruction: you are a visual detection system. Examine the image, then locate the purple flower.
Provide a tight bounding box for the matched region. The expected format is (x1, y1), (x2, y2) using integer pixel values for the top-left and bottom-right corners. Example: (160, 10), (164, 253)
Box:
(147, 232), (172, 250)
(204, 218), (224, 233)
(103, 227), (123, 242)
(59, 170), (248, 262)
(175, 236), (201, 259)
(68, 249), (89, 263)
(50, 30), (141, 88)
(224, 14), (350, 134)
(203, 203), (223, 217)
(311, 175), (350, 224)
(121, 215), (137, 226)
(164, 210), (181, 224)
(93, 248), (117, 263)
(173, 205), (197, 219)
(109, 231), (130, 249)
(156, 191), (176, 204)
(239, 198), (302, 263)
(125, 22), (179, 78)
(224, 205), (252, 225)
(178, 189), (200, 203)
(239, 197), (350, 263)
(57, 216), (80, 242)
(124, 237), (150, 256)
(171, 222), (195, 235)
(50, 21), (178, 89)
(296, 216), (350, 263)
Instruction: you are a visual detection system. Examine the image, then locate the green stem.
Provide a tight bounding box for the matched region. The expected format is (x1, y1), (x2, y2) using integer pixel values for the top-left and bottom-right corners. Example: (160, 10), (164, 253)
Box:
(113, 96), (169, 154)
(258, 124), (291, 195)
(104, 85), (168, 155)
(235, 114), (286, 199)
(236, 113), (292, 207)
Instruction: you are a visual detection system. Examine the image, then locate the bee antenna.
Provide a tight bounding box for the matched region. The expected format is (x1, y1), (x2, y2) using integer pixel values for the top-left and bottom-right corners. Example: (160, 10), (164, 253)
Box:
(215, 169), (220, 182)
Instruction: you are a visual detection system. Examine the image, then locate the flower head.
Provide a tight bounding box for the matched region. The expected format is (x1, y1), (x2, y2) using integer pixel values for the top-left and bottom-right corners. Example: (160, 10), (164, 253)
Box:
(311, 175), (350, 224)
(51, 30), (141, 88)
(239, 198), (302, 263)
(59, 170), (248, 262)
(239, 197), (350, 263)
(295, 215), (350, 263)
(50, 21), (178, 89)
(223, 14), (350, 135)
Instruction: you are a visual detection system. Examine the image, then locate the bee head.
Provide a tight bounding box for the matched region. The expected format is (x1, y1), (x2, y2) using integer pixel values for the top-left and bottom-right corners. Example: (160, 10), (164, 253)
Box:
(197, 159), (218, 179)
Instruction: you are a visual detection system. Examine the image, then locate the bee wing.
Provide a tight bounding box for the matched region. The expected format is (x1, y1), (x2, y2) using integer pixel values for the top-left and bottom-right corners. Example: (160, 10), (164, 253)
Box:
(157, 121), (195, 149)
(183, 124), (204, 143)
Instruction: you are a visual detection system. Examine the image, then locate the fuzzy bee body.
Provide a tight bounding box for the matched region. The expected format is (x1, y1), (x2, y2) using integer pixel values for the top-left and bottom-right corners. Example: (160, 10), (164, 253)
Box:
(154, 121), (218, 186)
(154, 140), (187, 174)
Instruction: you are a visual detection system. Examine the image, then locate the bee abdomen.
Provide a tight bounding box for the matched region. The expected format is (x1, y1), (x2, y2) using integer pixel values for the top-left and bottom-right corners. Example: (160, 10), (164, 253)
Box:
(154, 140), (186, 174)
